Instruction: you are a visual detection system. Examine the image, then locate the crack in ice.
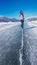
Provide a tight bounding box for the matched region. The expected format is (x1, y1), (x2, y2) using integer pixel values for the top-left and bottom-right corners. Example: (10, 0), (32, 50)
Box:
(19, 29), (23, 65)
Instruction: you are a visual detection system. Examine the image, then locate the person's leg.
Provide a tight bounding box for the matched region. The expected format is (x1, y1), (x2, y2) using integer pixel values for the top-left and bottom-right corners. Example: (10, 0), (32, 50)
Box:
(21, 20), (22, 28)
(21, 20), (24, 29)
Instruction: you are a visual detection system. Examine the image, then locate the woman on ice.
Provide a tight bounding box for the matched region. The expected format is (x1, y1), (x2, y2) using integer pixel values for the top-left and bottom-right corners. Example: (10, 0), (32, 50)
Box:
(19, 10), (24, 29)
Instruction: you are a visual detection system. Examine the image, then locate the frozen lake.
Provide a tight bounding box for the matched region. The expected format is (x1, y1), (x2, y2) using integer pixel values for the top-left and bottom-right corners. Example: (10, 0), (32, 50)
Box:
(0, 21), (37, 65)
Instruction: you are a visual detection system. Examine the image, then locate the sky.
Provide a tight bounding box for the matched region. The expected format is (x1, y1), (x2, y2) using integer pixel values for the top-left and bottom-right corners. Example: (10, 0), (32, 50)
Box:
(0, 0), (37, 18)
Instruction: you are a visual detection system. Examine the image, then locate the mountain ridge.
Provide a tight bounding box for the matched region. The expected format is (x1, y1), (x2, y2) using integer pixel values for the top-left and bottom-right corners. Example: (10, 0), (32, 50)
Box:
(0, 16), (20, 22)
(0, 16), (37, 22)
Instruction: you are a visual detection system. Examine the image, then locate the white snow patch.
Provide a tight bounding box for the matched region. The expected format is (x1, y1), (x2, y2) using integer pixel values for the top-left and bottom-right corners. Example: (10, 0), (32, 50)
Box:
(0, 22), (21, 31)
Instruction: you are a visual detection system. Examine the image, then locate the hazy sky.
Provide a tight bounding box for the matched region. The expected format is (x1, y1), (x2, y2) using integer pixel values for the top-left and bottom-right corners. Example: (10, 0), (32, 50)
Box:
(0, 0), (37, 18)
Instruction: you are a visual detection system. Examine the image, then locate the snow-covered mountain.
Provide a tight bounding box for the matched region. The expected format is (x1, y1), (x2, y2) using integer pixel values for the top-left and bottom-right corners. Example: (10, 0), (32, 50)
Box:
(27, 16), (37, 21)
(0, 16), (20, 22)
(0, 16), (37, 22)
(0, 16), (11, 22)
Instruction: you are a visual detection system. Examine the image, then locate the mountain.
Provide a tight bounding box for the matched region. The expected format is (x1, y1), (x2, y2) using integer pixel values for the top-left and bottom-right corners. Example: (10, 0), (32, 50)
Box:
(27, 16), (37, 21)
(0, 16), (37, 22)
(11, 18), (20, 22)
(0, 16), (20, 22)
(0, 16), (11, 22)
